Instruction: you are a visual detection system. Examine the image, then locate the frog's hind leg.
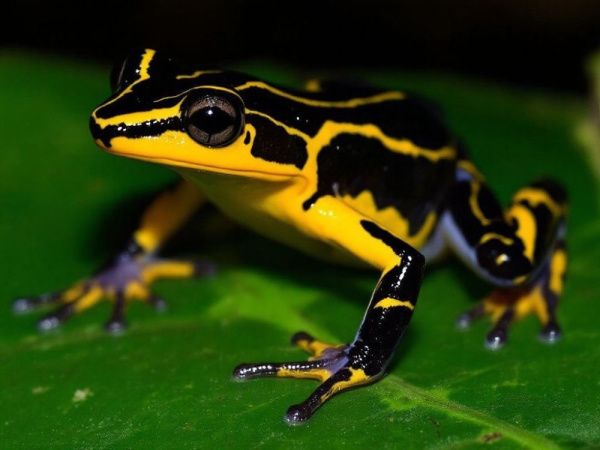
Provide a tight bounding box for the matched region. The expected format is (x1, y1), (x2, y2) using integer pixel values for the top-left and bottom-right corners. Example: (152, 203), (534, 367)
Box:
(458, 239), (567, 348)
(444, 164), (568, 348)
(14, 180), (214, 332)
(234, 332), (346, 383)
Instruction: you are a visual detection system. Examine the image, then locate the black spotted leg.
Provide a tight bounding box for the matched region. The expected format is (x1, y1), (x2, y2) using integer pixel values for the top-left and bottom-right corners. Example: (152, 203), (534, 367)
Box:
(14, 179), (212, 332)
(445, 162), (568, 348)
(234, 197), (425, 424)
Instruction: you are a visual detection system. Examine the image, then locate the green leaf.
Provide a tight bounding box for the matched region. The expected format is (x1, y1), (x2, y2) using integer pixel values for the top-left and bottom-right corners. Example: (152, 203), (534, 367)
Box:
(1, 52), (599, 449)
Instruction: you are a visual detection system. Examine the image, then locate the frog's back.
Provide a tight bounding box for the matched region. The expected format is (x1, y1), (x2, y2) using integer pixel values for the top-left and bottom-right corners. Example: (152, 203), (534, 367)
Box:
(239, 78), (459, 250)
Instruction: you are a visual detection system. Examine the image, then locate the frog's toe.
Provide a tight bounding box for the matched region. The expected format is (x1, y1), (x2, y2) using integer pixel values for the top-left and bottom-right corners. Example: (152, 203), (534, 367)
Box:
(233, 332), (377, 423)
(146, 293), (168, 312)
(458, 284), (561, 348)
(35, 284), (105, 331)
(282, 366), (372, 424)
(13, 292), (63, 314)
(103, 292), (128, 333)
(15, 252), (214, 332)
(455, 303), (485, 329)
(37, 303), (76, 331)
(291, 331), (344, 359)
(233, 357), (369, 424)
(484, 307), (513, 350)
(233, 357), (337, 382)
(539, 321), (562, 344)
(234, 331), (349, 381)
(233, 337), (348, 382)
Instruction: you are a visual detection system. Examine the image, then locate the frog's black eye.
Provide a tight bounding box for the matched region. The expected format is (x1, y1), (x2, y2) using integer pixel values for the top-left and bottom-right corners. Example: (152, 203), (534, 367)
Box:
(184, 94), (244, 147)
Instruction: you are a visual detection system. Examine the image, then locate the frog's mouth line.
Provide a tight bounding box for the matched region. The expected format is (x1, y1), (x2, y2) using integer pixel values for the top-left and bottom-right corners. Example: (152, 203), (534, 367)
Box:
(100, 143), (298, 182)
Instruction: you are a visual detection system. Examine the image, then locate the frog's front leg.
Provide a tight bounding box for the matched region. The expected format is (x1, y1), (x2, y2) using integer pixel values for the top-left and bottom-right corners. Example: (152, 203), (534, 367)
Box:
(233, 198), (425, 423)
(14, 179), (212, 331)
(444, 166), (568, 348)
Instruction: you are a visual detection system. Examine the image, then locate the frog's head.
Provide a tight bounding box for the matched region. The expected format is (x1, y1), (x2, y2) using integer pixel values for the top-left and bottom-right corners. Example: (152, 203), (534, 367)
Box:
(90, 48), (305, 181)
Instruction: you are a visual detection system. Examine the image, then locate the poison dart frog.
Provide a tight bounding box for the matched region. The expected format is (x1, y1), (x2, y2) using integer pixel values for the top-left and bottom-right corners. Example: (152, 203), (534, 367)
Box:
(15, 49), (568, 424)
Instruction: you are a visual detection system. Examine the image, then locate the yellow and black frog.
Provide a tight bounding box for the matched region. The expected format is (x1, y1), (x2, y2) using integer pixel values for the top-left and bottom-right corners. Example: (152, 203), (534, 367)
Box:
(15, 49), (567, 424)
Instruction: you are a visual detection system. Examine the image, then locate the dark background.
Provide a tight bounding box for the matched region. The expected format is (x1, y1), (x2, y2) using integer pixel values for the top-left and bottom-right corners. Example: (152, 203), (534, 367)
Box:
(3, 0), (600, 93)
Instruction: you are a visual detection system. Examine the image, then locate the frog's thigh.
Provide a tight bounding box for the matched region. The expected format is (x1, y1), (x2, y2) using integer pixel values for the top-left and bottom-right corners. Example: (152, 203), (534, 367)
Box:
(301, 196), (399, 270)
(444, 173), (568, 347)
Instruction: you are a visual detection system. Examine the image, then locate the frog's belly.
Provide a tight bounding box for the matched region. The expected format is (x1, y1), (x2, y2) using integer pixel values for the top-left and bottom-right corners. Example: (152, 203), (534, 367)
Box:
(185, 172), (439, 267)
(340, 190), (439, 250)
(220, 195), (368, 267)
(185, 172), (367, 267)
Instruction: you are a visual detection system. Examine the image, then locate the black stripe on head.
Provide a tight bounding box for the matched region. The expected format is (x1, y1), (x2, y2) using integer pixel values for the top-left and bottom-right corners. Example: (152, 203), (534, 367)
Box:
(96, 73), (257, 121)
(240, 87), (452, 149)
(247, 114), (308, 169)
(90, 115), (183, 148)
(94, 88), (184, 120)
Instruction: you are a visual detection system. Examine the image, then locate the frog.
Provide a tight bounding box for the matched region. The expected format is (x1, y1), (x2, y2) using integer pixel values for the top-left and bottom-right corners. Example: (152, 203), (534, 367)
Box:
(14, 48), (568, 424)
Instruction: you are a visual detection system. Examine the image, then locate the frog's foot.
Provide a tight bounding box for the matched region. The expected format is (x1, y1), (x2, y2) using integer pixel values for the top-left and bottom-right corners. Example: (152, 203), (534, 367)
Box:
(233, 331), (375, 424)
(456, 284), (561, 350)
(13, 252), (214, 332)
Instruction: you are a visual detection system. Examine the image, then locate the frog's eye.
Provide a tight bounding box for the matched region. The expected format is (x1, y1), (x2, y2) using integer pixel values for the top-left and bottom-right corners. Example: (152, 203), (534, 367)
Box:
(183, 94), (244, 148)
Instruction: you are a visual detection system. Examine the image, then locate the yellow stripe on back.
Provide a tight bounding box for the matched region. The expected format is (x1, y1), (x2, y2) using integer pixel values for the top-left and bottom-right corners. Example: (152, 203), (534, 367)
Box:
(507, 204), (537, 261)
(469, 181), (491, 226)
(175, 70), (223, 80)
(513, 188), (564, 218)
(235, 81), (405, 108)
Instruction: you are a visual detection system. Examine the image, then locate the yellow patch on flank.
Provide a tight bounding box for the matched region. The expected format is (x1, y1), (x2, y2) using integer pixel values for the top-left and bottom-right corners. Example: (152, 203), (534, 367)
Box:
(341, 190), (437, 249)
(373, 297), (415, 310)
